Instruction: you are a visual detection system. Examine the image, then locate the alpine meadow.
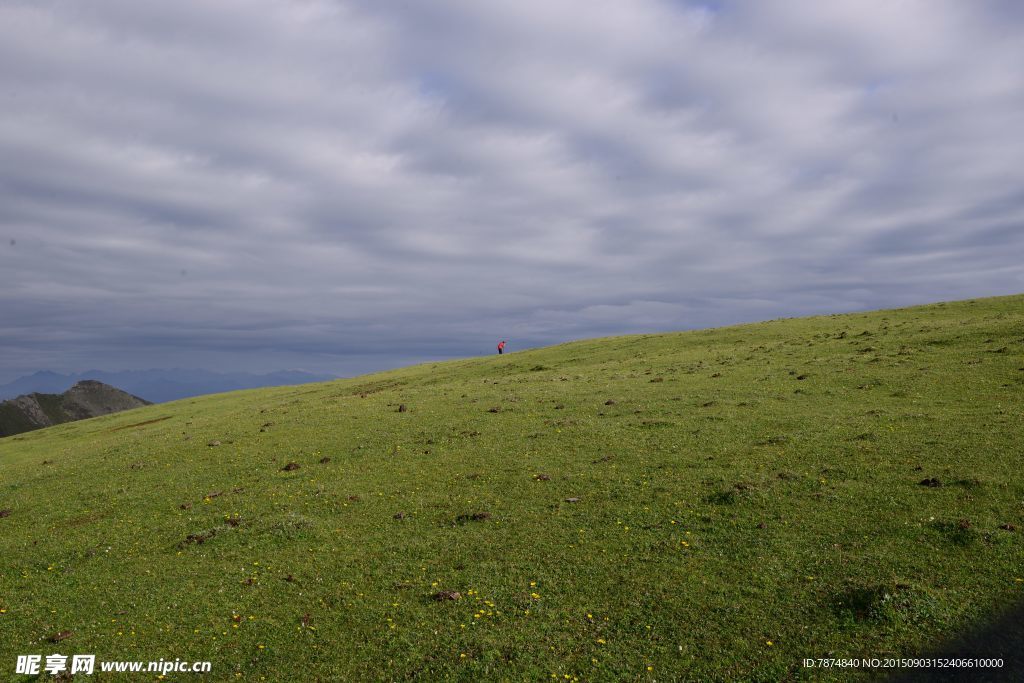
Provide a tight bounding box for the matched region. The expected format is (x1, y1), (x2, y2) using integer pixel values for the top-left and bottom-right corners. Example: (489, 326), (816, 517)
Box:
(1, 294), (1022, 681)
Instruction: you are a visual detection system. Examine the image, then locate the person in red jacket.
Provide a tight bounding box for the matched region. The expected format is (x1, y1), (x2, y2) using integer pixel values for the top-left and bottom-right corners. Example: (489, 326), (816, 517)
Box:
(497, 340), (506, 355)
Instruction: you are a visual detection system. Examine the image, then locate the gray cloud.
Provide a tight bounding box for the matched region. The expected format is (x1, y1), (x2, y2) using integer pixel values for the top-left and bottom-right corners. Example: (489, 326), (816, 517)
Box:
(1, 0), (1022, 381)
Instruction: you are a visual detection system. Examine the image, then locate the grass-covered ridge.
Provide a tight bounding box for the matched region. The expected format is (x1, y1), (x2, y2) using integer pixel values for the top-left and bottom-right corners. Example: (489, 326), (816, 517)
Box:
(1, 295), (1022, 681)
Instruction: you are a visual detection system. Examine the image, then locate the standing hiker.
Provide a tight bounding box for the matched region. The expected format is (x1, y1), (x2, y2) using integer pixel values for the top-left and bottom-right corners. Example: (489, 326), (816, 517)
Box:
(497, 340), (506, 355)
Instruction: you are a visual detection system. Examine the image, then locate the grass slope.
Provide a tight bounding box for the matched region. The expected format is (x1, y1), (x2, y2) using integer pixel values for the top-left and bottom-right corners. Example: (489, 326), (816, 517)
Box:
(1, 295), (1022, 681)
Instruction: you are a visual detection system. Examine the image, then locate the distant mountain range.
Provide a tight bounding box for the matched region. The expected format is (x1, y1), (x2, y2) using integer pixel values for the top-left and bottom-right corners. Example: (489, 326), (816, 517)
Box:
(0, 380), (150, 438)
(0, 369), (337, 404)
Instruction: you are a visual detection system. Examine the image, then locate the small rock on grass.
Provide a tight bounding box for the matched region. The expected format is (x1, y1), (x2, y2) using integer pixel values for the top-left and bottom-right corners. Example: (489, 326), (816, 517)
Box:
(281, 462), (301, 471)
(207, 440), (221, 447)
(432, 590), (462, 601)
(564, 497), (580, 503)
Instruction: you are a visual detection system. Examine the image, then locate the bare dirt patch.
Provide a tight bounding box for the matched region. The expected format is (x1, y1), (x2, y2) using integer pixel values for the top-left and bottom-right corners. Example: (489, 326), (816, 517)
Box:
(453, 512), (491, 525)
(110, 415), (172, 431)
(180, 529), (217, 546)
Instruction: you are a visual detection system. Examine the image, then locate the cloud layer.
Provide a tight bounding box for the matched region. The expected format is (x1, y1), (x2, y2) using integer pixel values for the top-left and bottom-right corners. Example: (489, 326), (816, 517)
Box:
(2, 0), (1022, 380)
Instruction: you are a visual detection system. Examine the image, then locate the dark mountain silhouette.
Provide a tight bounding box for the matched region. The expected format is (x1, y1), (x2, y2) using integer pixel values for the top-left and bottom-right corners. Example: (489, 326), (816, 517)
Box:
(0, 380), (151, 438)
(0, 369), (336, 403)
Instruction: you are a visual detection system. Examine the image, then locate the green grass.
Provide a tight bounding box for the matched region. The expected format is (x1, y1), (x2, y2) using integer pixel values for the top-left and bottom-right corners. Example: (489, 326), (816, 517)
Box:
(1, 295), (1022, 681)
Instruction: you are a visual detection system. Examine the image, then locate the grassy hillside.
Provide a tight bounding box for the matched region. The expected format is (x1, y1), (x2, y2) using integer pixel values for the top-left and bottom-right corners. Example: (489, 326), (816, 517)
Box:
(1, 295), (1022, 681)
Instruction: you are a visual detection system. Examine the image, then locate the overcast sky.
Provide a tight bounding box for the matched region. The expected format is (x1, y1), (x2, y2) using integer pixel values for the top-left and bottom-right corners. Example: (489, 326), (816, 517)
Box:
(1, 0), (1022, 382)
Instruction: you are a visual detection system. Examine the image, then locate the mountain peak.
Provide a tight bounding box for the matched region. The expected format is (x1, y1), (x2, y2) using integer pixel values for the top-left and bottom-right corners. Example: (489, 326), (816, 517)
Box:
(0, 369), (338, 403)
(0, 381), (149, 438)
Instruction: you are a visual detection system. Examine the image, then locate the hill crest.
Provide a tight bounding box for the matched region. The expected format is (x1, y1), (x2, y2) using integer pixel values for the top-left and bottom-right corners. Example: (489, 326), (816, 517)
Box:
(0, 380), (150, 438)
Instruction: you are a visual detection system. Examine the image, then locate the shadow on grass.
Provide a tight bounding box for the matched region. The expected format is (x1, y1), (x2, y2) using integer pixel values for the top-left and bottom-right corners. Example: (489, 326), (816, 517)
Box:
(890, 599), (1024, 682)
